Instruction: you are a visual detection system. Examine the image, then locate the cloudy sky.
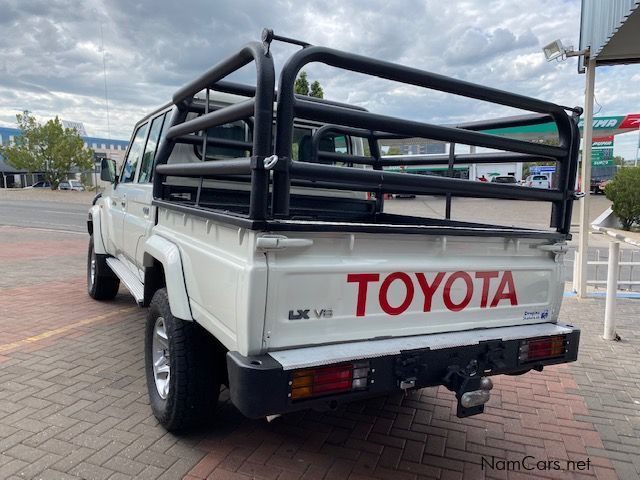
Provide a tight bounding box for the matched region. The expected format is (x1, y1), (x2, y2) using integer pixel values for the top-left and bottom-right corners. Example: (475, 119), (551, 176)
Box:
(1, 0), (639, 158)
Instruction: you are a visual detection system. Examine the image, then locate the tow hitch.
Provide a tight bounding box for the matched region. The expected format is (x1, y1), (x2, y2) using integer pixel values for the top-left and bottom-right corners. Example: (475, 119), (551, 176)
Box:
(444, 362), (494, 417)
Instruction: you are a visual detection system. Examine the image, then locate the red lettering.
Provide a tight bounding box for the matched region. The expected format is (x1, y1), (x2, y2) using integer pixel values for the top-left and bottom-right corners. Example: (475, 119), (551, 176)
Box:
(347, 273), (380, 316)
(415, 272), (445, 312)
(379, 272), (414, 315)
(475, 271), (499, 308)
(490, 271), (518, 307)
(443, 271), (473, 312)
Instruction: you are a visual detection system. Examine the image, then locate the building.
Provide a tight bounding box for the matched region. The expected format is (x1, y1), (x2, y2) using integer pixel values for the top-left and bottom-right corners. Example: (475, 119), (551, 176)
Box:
(378, 113), (640, 184)
(0, 126), (128, 188)
(380, 137), (518, 181)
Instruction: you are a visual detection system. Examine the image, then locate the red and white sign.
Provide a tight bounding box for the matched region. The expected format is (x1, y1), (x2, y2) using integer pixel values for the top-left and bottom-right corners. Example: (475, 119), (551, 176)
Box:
(619, 114), (640, 129)
(347, 270), (518, 316)
(592, 135), (614, 148)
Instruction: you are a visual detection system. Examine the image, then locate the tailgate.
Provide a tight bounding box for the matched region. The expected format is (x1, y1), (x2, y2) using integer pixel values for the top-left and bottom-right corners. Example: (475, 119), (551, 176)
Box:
(262, 232), (565, 350)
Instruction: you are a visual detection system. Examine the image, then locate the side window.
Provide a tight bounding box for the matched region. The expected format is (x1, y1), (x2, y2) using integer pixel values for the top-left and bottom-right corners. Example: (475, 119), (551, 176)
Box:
(333, 135), (349, 154)
(138, 113), (166, 183)
(121, 123), (148, 183)
(199, 121), (249, 159)
(160, 111), (172, 146)
(292, 127), (312, 161)
(295, 128), (351, 164)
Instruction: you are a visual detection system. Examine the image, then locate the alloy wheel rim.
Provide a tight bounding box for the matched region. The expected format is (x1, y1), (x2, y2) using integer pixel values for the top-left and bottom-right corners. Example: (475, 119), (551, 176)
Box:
(152, 317), (170, 399)
(90, 252), (96, 287)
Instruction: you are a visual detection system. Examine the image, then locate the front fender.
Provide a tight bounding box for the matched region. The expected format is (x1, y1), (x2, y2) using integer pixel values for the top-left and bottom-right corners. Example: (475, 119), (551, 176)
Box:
(88, 205), (107, 255)
(143, 235), (193, 321)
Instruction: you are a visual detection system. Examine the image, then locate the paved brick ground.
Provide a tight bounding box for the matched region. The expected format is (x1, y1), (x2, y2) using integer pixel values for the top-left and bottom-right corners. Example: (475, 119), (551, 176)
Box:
(0, 225), (638, 480)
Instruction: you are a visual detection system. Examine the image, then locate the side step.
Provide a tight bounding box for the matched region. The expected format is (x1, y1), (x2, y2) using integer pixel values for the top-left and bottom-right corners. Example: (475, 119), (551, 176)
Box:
(106, 257), (144, 305)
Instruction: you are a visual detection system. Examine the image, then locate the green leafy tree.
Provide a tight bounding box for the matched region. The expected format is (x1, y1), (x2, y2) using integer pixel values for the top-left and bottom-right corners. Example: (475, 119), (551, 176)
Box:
(613, 155), (626, 167)
(295, 71), (324, 98)
(0, 111), (94, 189)
(604, 166), (640, 230)
(385, 146), (402, 155)
(310, 80), (324, 99)
(294, 71), (310, 96)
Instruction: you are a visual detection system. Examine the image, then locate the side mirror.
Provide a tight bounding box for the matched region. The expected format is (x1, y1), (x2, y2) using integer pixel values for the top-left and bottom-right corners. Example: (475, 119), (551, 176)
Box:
(100, 158), (117, 183)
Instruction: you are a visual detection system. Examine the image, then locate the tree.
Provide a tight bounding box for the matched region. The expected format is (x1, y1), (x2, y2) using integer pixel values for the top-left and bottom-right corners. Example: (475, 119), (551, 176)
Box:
(604, 166), (640, 230)
(294, 71), (324, 98)
(310, 80), (324, 99)
(0, 111), (94, 189)
(294, 71), (310, 96)
(386, 146), (402, 155)
(613, 155), (626, 167)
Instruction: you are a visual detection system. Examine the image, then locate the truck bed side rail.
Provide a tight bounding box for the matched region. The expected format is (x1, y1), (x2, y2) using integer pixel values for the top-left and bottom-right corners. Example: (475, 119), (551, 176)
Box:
(153, 30), (581, 236)
(272, 44), (580, 234)
(152, 41), (275, 220)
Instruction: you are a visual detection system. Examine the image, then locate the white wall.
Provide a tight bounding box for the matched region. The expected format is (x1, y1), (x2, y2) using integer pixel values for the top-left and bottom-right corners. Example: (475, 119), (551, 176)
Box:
(475, 163), (520, 180)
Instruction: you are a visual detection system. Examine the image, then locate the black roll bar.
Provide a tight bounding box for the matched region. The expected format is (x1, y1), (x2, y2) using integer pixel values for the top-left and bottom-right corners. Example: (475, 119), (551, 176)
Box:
(153, 41), (275, 219)
(295, 100), (567, 158)
(376, 152), (553, 167)
(153, 30), (580, 236)
(270, 42), (579, 233)
(174, 135), (253, 151)
(166, 99), (255, 140)
(289, 162), (564, 201)
(157, 158), (254, 177)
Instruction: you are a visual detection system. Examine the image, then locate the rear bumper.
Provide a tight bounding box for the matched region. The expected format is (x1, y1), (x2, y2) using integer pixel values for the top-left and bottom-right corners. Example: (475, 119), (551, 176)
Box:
(226, 322), (580, 419)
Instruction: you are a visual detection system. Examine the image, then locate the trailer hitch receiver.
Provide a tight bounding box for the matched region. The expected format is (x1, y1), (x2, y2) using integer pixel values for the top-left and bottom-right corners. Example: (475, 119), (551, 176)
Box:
(444, 363), (494, 417)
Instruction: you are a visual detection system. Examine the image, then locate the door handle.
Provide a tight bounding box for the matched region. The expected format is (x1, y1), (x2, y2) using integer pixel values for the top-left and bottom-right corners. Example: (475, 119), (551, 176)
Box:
(143, 207), (150, 216)
(121, 201), (126, 208)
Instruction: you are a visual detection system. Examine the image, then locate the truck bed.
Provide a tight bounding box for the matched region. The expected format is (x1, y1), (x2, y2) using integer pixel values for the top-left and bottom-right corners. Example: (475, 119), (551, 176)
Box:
(155, 205), (566, 356)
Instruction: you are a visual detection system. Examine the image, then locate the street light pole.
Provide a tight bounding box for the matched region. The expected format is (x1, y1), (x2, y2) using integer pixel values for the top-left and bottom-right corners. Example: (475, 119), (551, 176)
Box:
(634, 126), (640, 167)
(576, 56), (596, 298)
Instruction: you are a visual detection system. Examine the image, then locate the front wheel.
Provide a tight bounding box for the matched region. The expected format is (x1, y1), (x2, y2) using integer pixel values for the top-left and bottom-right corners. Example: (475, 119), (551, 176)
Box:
(87, 236), (120, 300)
(145, 288), (221, 431)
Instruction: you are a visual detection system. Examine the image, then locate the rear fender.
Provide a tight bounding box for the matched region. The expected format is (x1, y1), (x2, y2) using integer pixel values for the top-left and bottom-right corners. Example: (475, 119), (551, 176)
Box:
(143, 235), (193, 320)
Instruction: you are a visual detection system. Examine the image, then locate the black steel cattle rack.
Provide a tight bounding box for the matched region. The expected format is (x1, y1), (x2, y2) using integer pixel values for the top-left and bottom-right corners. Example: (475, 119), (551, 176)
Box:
(152, 29), (582, 237)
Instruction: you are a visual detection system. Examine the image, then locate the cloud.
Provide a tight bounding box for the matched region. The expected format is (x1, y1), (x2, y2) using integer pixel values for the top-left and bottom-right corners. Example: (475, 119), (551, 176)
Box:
(444, 27), (538, 66)
(0, 0), (638, 160)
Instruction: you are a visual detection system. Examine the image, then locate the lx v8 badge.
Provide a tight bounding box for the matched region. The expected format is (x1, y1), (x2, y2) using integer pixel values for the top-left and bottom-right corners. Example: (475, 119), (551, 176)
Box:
(288, 309), (333, 320)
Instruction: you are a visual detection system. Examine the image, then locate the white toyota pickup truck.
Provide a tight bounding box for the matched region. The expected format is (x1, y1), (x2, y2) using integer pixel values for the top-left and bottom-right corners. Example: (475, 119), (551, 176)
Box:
(88, 30), (582, 431)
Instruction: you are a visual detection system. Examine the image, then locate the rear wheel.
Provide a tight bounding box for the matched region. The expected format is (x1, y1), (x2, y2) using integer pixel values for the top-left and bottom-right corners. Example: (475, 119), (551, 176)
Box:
(87, 236), (120, 300)
(145, 288), (221, 431)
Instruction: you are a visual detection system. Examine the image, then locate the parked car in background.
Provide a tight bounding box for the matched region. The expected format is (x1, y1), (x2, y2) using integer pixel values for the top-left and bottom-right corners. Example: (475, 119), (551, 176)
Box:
(394, 193), (416, 199)
(24, 181), (51, 189)
(490, 175), (518, 184)
(59, 180), (85, 191)
(524, 175), (550, 189)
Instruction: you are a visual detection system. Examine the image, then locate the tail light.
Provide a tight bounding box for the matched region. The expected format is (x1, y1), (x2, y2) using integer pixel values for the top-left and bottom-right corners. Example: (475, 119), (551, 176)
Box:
(289, 361), (370, 401)
(519, 336), (566, 363)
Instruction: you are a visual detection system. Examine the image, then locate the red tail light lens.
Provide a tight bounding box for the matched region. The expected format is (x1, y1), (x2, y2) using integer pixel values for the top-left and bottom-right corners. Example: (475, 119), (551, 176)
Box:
(290, 361), (370, 401)
(519, 336), (566, 363)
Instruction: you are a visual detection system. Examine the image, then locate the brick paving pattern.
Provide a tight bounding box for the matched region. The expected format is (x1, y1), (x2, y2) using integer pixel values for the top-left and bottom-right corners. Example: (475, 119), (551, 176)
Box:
(0, 225), (638, 479)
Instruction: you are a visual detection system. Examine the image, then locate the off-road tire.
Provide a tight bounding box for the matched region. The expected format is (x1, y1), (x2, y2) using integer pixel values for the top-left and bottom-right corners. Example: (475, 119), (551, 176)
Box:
(87, 236), (120, 300)
(145, 288), (221, 432)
